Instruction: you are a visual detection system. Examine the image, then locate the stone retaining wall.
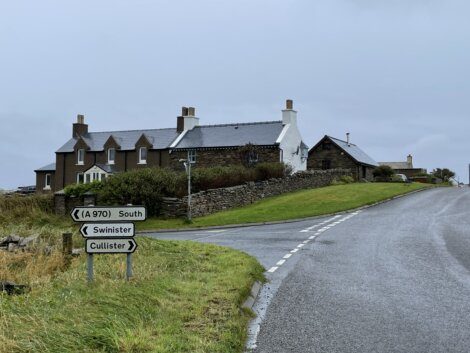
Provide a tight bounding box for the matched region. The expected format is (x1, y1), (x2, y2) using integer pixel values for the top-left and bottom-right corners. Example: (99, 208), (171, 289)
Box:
(161, 169), (351, 218)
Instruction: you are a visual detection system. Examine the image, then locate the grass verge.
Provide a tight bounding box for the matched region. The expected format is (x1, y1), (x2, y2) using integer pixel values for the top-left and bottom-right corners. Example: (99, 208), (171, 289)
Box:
(0, 237), (264, 353)
(139, 182), (432, 231)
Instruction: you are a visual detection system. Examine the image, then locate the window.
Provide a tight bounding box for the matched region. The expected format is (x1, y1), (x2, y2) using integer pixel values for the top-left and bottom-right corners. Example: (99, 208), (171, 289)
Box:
(108, 148), (115, 164)
(248, 150), (258, 164)
(188, 150), (197, 163)
(77, 149), (85, 165)
(44, 174), (51, 189)
(139, 147), (147, 164)
(321, 159), (331, 170)
(86, 174), (91, 183)
(77, 173), (84, 184)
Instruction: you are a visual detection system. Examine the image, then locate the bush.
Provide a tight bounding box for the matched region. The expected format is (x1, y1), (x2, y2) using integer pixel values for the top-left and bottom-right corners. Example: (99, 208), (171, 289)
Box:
(64, 181), (103, 197)
(97, 168), (183, 216)
(331, 175), (355, 185)
(254, 162), (292, 180)
(373, 165), (395, 180)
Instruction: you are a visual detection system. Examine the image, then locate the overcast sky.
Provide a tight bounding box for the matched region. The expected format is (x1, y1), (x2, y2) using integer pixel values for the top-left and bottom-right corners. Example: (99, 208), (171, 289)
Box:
(1, 0), (469, 189)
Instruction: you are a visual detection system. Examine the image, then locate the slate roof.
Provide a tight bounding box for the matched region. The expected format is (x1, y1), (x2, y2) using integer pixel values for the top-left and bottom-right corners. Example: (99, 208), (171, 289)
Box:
(327, 136), (378, 167)
(378, 162), (412, 169)
(56, 128), (180, 153)
(173, 121), (284, 149)
(34, 163), (56, 172)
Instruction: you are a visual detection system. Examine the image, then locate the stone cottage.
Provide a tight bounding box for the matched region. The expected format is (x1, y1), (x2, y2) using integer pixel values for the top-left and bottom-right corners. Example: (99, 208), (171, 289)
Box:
(307, 134), (378, 181)
(35, 100), (309, 193)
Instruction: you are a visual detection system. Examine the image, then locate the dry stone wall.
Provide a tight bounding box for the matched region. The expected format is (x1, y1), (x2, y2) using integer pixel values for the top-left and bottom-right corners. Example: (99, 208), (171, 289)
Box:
(161, 169), (351, 218)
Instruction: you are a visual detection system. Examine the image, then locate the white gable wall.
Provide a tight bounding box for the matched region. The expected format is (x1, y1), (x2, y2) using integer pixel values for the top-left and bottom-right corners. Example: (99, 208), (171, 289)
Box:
(277, 107), (307, 172)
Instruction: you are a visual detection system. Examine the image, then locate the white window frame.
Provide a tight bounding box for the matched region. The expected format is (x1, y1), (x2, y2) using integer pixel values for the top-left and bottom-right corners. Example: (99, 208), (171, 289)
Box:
(77, 149), (85, 165)
(188, 150), (197, 164)
(44, 174), (51, 190)
(108, 148), (115, 165)
(139, 147), (147, 164)
(77, 173), (84, 184)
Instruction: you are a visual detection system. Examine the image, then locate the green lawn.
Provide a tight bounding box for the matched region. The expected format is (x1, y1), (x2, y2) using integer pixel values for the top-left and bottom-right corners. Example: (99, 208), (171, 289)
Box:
(139, 182), (432, 231)
(0, 237), (264, 353)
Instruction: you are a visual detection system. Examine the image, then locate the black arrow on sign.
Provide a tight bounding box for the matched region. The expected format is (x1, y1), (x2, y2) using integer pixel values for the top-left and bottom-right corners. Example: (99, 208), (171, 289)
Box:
(73, 209), (80, 221)
(82, 226), (88, 236)
(128, 240), (136, 252)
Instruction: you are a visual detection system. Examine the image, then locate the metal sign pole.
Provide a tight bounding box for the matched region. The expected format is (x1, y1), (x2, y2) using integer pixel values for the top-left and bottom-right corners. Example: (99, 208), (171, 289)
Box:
(87, 253), (94, 282)
(126, 253), (133, 281)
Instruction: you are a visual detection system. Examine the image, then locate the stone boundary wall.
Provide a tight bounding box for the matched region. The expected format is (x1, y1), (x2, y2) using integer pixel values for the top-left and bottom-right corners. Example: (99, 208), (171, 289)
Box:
(54, 191), (96, 216)
(161, 169), (351, 218)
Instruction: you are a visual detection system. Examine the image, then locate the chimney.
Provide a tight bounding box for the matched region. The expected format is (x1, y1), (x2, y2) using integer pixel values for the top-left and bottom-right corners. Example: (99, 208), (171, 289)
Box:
(177, 106), (200, 133)
(407, 154), (413, 168)
(282, 99), (297, 126)
(346, 132), (350, 146)
(73, 114), (88, 138)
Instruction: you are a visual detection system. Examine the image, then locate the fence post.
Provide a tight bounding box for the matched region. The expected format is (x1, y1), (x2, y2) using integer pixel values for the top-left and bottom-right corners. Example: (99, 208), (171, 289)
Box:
(62, 232), (73, 266)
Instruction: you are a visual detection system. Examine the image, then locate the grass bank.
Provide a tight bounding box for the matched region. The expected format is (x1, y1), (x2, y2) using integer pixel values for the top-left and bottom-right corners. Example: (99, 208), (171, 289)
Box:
(1, 238), (264, 353)
(140, 182), (432, 231)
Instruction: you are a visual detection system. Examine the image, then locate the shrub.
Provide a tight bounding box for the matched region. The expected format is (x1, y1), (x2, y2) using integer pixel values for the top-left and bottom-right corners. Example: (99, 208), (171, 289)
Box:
(339, 175), (355, 184)
(97, 168), (183, 216)
(191, 166), (255, 192)
(64, 181), (103, 197)
(373, 165), (395, 180)
(254, 162), (291, 180)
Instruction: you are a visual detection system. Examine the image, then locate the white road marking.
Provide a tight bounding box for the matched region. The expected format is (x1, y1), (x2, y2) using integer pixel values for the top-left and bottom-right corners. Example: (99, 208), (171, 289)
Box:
(291, 248), (299, 253)
(302, 240), (310, 244)
(206, 229), (227, 233)
(283, 253), (292, 259)
(276, 259), (286, 266)
(309, 236), (316, 240)
(267, 266), (278, 273)
(297, 243), (305, 248)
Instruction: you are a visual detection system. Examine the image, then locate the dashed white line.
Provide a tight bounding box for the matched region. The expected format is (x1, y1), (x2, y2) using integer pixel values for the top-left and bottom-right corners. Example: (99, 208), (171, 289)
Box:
(267, 266), (278, 273)
(291, 248), (299, 253)
(297, 243), (305, 248)
(283, 253), (292, 259)
(276, 259), (286, 266)
(308, 236), (316, 240)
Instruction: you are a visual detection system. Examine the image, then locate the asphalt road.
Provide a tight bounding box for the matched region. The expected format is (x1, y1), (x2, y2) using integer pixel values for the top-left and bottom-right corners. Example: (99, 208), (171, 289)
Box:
(146, 187), (470, 353)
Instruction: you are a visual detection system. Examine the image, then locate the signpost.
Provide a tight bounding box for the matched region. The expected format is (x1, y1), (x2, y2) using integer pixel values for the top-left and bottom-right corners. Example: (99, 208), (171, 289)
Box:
(71, 206), (146, 282)
(85, 238), (138, 253)
(80, 223), (135, 238)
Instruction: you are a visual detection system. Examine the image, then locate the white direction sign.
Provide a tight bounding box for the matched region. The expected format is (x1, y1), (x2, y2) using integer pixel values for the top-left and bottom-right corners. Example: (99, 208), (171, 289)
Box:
(71, 206), (146, 222)
(86, 238), (138, 254)
(80, 223), (135, 238)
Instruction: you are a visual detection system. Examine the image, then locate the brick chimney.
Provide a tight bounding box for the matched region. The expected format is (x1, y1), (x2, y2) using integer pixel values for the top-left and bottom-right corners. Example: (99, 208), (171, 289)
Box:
(177, 106), (199, 133)
(73, 114), (88, 138)
(407, 154), (413, 168)
(282, 99), (297, 126)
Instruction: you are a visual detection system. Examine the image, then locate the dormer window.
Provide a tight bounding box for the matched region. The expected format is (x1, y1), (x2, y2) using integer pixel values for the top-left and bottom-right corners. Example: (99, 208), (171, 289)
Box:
(139, 147), (147, 164)
(77, 149), (85, 165)
(108, 148), (115, 165)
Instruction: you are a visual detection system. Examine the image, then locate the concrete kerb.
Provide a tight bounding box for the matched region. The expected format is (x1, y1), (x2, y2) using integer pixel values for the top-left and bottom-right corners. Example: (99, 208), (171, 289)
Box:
(137, 186), (434, 235)
(242, 281), (263, 310)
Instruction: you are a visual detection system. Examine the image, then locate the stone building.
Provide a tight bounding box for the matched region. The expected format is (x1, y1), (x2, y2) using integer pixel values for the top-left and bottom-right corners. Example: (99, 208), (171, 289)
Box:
(378, 155), (427, 178)
(307, 134), (378, 181)
(35, 100), (309, 193)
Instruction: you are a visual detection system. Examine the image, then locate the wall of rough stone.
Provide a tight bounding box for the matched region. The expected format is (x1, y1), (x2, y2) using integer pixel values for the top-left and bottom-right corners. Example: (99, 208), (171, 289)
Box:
(161, 169), (351, 218)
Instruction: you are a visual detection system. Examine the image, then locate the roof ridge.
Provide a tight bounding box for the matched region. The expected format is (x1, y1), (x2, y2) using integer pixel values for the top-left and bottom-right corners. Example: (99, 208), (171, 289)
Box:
(85, 127), (176, 135)
(197, 120), (282, 128)
(327, 135), (357, 146)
